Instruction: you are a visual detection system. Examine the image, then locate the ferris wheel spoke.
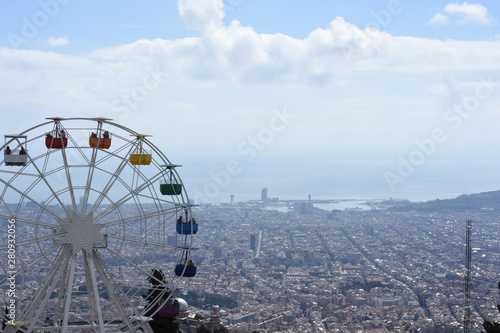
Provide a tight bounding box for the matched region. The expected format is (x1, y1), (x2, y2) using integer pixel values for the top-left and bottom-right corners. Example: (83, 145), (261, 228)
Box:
(0, 232), (62, 250)
(101, 206), (177, 227)
(92, 171), (167, 224)
(0, 169), (39, 178)
(24, 151), (71, 216)
(0, 208), (60, 228)
(80, 149), (100, 216)
(88, 147), (136, 217)
(130, 166), (165, 194)
(105, 247), (168, 287)
(93, 140), (134, 166)
(0, 178), (61, 220)
(135, 191), (177, 204)
(106, 233), (179, 249)
(87, 170), (136, 220)
(59, 146), (79, 211)
(8, 244), (61, 282)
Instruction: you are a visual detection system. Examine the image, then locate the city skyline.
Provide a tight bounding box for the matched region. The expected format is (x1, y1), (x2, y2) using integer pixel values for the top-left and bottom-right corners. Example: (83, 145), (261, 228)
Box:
(1, 1), (500, 203)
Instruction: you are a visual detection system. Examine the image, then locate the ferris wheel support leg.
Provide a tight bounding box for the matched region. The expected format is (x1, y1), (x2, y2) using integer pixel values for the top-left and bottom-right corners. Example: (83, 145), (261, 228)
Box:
(22, 246), (70, 318)
(25, 246), (72, 332)
(85, 251), (106, 333)
(60, 251), (78, 333)
(93, 251), (138, 333)
(53, 254), (71, 327)
(83, 251), (97, 323)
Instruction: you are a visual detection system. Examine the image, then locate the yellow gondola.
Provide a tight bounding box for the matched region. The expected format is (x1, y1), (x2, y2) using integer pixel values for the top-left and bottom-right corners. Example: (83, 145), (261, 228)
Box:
(129, 134), (152, 165)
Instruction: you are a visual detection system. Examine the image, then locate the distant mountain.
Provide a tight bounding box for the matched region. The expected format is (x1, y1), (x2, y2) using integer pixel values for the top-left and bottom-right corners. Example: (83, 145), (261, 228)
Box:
(388, 190), (500, 212)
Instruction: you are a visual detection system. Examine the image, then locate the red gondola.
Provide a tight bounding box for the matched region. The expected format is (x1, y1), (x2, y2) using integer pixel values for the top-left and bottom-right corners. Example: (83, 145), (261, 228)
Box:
(45, 118), (68, 149)
(89, 118), (112, 149)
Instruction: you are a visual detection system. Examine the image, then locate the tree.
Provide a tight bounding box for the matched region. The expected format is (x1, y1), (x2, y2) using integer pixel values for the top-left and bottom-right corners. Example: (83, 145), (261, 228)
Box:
(482, 282), (500, 333)
(143, 269), (179, 333)
(197, 324), (229, 333)
(197, 326), (211, 333)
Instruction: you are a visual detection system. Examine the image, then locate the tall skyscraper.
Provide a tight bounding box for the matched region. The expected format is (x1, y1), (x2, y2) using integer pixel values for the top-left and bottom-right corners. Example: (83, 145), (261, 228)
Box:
(261, 188), (268, 201)
(249, 234), (257, 251)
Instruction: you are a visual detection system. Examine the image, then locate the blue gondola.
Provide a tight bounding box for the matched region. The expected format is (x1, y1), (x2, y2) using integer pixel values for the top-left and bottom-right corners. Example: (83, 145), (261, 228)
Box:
(176, 223), (198, 235)
(174, 264), (197, 278)
(175, 205), (198, 234)
(174, 245), (198, 278)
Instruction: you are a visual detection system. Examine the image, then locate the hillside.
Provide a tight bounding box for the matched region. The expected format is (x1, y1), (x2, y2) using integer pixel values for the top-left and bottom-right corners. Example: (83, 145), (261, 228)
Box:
(387, 190), (500, 212)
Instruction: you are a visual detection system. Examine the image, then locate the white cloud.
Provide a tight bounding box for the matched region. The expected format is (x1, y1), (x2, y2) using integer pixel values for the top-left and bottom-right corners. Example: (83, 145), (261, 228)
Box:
(177, 0), (224, 31)
(10, 8), (500, 92)
(47, 36), (69, 46)
(429, 13), (449, 25)
(47, 1), (496, 89)
(429, 2), (493, 25)
(85, 19), (500, 90)
(2, 0), (500, 204)
(445, 2), (492, 25)
(1, 0), (500, 119)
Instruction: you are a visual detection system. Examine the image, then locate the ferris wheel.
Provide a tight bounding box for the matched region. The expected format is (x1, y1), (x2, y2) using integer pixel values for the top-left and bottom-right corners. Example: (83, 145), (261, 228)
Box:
(0, 117), (198, 333)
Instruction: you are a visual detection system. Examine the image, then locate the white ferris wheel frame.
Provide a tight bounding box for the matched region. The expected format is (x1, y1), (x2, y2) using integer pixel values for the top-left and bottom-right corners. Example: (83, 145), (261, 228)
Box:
(0, 117), (196, 333)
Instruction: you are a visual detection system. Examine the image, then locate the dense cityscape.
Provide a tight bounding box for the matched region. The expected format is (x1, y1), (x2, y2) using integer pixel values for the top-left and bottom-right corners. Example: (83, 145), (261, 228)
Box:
(182, 194), (500, 332)
(1, 191), (500, 332)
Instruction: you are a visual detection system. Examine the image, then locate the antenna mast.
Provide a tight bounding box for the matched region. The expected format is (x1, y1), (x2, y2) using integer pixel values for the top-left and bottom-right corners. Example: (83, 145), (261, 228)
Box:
(464, 219), (472, 333)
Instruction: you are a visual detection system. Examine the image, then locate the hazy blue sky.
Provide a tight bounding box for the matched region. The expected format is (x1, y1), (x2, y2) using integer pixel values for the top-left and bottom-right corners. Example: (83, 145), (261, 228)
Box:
(1, 0), (500, 203)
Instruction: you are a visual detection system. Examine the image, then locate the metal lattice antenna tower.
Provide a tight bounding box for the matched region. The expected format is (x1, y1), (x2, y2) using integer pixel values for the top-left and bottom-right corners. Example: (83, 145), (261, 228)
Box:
(464, 219), (473, 333)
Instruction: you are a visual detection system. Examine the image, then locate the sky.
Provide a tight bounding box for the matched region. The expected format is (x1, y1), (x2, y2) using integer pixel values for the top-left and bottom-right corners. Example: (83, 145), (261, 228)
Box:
(1, 0), (500, 203)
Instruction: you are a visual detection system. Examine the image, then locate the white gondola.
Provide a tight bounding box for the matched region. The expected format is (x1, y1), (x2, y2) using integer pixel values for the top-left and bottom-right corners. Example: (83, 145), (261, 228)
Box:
(3, 135), (28, 166)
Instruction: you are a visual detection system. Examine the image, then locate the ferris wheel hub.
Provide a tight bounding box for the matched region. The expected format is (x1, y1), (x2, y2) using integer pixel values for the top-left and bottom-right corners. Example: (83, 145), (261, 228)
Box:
(59, 209), (106, 253)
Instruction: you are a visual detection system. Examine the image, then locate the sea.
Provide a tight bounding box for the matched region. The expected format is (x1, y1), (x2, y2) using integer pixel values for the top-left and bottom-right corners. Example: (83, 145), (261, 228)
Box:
(262, 200), (371, 212)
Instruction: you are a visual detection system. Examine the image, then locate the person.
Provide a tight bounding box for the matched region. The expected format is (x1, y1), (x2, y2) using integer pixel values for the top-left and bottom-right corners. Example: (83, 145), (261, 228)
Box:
(5, 146), (11, 155)
(177, 216), (183, 224)
(103, 131), (110, 138)
(60, 130), (66, 138)
(91, 132), (97, 138)
(187, 260), (195, 267)
(46, 132), (53, 138)
(19, 147), (26, 155)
